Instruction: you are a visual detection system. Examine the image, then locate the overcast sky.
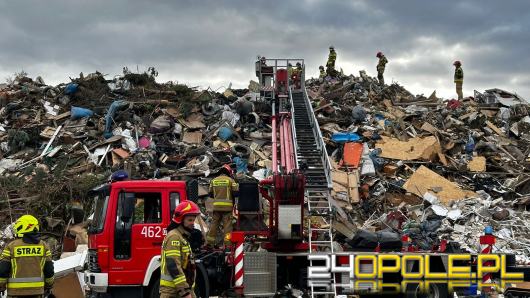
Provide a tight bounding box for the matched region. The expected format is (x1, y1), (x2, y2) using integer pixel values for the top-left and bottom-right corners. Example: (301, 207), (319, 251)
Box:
(1, 0), (529, 100)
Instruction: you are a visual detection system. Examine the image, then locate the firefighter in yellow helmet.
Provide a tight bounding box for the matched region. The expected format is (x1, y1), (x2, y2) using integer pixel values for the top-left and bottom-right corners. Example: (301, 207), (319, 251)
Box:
(160, 201), (201, 298)
(206, 165), (238, 247)
(0, 215), (54, 298)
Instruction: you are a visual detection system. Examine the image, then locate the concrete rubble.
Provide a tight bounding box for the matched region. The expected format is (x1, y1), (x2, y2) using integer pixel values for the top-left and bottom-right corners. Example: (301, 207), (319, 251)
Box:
(1, 67), (530, 280)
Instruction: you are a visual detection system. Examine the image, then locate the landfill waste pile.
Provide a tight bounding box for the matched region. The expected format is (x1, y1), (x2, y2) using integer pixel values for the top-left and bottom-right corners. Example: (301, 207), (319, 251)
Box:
(307, 72), (530, 264)
(1, 67), (530, 266)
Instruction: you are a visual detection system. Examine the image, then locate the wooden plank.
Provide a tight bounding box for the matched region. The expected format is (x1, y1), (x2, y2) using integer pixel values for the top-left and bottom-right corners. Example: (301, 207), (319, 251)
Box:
(485, 120), (505, 136)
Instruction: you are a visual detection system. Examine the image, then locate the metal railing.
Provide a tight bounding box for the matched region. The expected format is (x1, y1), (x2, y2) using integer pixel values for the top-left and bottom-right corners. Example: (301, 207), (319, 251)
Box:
(288, 86), (299, 170)
(301, 86), (333, 189)
(255, 57), (305, 100)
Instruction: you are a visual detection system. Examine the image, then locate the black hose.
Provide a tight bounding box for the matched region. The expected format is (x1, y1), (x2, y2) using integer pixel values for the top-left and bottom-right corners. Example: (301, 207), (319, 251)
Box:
(195, 262), (210, 298)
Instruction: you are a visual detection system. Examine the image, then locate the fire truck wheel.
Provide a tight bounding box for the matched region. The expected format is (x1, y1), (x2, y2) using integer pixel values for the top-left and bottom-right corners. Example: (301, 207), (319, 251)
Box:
(148, 278), (160, 298)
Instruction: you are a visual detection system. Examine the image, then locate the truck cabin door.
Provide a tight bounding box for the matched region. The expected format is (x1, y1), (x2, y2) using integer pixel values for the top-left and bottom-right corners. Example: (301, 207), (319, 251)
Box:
(110, 190), (165, 285)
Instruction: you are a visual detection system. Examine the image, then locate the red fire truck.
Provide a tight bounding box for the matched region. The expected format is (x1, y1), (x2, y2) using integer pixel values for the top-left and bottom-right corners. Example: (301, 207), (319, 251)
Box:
(84, 180), (200, 297)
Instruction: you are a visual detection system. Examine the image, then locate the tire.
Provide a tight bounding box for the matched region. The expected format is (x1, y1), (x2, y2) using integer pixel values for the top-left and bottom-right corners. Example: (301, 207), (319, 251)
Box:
(231, 144), (251, 158)
(202, 103), (218, 116)
(148, 277), (160, 298)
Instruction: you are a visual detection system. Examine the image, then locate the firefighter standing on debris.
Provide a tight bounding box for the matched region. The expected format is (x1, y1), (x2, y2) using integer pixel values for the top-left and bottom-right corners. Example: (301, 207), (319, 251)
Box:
(326, 46), (337, 76)
(454, 60), (464, 100)
(160, 201), (201, 298)
(319, 66), (326, 78)
(206, 165), (239, 247)
(376, 52), (388, 84)
(0, 215), (54, 298)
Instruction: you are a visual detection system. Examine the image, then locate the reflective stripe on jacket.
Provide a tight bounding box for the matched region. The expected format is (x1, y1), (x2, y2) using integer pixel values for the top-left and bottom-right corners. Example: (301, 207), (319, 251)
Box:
(0, 238), (54, 296)
(210, 175), (239, 212)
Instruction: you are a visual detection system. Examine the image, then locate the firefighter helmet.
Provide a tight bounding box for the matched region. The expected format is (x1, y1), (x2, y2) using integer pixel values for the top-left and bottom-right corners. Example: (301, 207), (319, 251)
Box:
(376, 51), (383, 58)
(219, 164), (234, 177)
(172, 201), (201, 224)
(319, 65), (324, 70)
(453, 60), (461, 66)
(14, 215), (40, 238)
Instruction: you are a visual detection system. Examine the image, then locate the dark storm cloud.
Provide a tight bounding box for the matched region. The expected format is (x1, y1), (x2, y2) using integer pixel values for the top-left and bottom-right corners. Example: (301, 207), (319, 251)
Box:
(0, 0), (528, 99)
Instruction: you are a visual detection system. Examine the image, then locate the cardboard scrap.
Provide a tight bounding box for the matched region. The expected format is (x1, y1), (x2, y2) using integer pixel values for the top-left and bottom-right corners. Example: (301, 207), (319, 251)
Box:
(376, 136), (441, 161)
(40, 126), (58, 138)
(182, 131), (203, 144)
(403, 166), (477, 205)
(420, 122), (439, 134)
(52, 272), (84, 298)
(467, 156), (486, 172)
(331, 169), (360, 203)
(178, 112), (206, 129)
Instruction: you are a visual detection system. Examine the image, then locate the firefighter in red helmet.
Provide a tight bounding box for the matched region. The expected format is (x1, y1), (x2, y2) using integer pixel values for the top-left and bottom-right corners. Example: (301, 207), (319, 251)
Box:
(206, 164), (239, 247)
(160, 201), (201, 298)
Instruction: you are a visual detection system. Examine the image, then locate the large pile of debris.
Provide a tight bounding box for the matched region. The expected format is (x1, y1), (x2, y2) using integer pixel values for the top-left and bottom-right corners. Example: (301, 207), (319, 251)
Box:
(1, 68), (529, 264)
(0, 68), (270, 255)
(309, 72), (530, 263)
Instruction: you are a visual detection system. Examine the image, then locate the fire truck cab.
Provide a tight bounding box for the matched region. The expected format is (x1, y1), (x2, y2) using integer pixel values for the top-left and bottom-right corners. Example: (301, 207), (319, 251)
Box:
(85, 180), (196, 298)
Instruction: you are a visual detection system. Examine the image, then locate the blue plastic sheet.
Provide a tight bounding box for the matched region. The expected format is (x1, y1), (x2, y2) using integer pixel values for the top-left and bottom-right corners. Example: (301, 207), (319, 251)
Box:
(233, 156), (248, 174)
(64, 83), (79, 95)
(218, 127), (233, 141)
(331, 132), (360, 143)
(71, 106), (93, 120)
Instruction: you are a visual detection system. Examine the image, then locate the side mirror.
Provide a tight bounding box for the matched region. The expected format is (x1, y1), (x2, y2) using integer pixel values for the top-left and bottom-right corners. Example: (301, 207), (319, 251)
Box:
(119, 190), (135, 223)
(186, 179), (199, 203)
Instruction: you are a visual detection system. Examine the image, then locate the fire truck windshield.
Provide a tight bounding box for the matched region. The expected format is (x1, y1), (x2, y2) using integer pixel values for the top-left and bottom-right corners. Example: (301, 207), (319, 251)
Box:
(88, 184), (110, 234)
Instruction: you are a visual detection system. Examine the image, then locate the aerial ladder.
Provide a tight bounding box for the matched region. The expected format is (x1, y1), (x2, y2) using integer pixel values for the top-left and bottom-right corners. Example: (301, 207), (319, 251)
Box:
(254, 57), (336, 297)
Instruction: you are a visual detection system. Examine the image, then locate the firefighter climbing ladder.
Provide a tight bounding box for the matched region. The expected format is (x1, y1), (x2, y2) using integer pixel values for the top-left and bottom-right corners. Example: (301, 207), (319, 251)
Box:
(290, 88), (337, 297)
